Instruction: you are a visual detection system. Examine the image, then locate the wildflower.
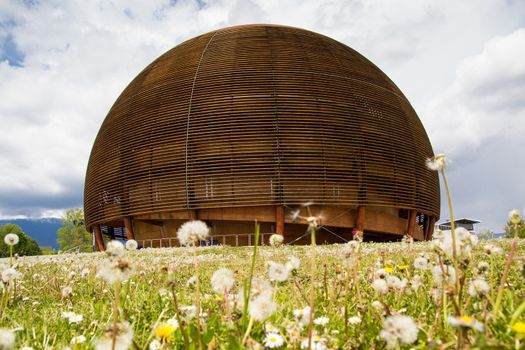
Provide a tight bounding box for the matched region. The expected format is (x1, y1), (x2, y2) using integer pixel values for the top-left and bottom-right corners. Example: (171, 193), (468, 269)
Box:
(511, 322), (525, 334)
(94, 321), (134, 350)
(426, 153), (446, 171)
(379, 315), (418, 349)
(432, 265), (456, 286)
(509, 209), (521, 225)
(448, 316), (483, 331)
(300, 335), (327, 349)
(176, 220), (209, 246)
(21, 347), (33, 350)
(71, 335), (86, 344)
(314, 316), (329, 326)
(477, 261), (490, 274)
(180, 305), (197, 319)
(0, 328), (15, 349)
(387, 276), (407, 292)
(374, 268), (389, 279)
(61, 286), (73, 298)
(371, 279), (388, 294)
(293, 306), (311, 326)
(411, 275), (421, 291)
(155, 322), (177, 341)
(80, 268), (90, 278)
(269, 234), (284, 247)
(342, 241), (359, 260)
(468, 278), (490, 297)
(414, 256), (430, 270)
(267, 262), (289, 282)
(125, 239), (138, 251)
(105, 240), (126, 258)
(186, 275), (197, 287)
(3, 234), (19, 246)
(149, 339), (162, 350)
(372, 301), (383, 310)
(264, 333), (284, 348)
(384, 267), (394, 274)
(441, 227), (478, 258)
(1, 268), (20, 284)
(96, 258), (133, 284)
(69, 313), (83, 324)
(286, 256), (300, 271)
(348, 316), (362, 325)
(238, 278), (272, 308)
(397, 265), (409, 271)
(483, 244), (502, 255)
(211, 268), (235, 294)
(265, 323), (279, 333)
(249, 293), (277, 321)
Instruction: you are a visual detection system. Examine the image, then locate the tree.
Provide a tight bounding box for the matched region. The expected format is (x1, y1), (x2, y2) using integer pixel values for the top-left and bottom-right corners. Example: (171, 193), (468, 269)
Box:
(0, 224), (42, 257)
(504, 219), (525, 238)
(477, 229), (494, 240)
(57, 208), (93, 252)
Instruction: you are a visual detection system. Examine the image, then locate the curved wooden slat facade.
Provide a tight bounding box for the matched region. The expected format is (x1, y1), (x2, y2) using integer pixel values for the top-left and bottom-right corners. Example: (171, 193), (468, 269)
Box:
(84, 24), (439, 248)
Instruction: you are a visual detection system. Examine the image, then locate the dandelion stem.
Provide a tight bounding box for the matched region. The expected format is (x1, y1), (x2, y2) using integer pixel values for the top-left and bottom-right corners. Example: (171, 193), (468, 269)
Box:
(242, 317), (254, 345)
(112, 281), (120, 350)
(192, 241), (203, 350)
(171, 284), (190, 350)
(307, 223), (317, 350)
(9, 246), (12, 267)
(493, 224), (519, 320)
(242, 221), (260, 332)
(440, 168), (461, 314)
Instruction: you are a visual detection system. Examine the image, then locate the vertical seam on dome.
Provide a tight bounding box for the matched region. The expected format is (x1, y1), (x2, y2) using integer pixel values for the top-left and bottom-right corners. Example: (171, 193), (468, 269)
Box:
(184, 31), (219, 210)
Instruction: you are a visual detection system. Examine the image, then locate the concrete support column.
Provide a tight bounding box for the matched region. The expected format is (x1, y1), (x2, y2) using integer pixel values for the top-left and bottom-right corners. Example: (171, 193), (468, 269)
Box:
(426, 216), (437, 240)
(276, 206), (284, 235)
(124, 216), (135, 240)
(406, 210), (417, 237)
(93, 225), (105, 252)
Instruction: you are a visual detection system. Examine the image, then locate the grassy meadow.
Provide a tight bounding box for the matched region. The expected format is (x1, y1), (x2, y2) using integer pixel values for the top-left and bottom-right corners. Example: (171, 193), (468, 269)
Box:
(0, 235), (524, 349)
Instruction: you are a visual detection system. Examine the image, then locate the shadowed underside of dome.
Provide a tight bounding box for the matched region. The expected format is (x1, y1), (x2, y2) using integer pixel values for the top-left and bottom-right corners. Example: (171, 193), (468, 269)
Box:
(84, 24), (440, 249)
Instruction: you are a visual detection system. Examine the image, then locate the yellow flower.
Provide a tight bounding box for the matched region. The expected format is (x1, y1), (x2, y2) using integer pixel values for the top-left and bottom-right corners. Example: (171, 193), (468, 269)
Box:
(384, 267), (394, 273)
(397, 265), (409, 270)
(461, 316), (472, 324)
(512, 321), (525, 334)
(155, 323), (177, 341)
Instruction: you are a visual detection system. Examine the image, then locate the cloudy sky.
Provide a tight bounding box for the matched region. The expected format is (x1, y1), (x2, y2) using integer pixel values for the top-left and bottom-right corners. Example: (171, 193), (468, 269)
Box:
(0, 0), (524, 232)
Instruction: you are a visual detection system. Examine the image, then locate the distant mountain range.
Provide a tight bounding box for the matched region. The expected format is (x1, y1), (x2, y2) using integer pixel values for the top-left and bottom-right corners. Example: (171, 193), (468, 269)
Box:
(0, 218), (61, 249)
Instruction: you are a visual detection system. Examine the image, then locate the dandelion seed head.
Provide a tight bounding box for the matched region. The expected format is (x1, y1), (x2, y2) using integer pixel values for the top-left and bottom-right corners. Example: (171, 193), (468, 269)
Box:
(380, 315), (418, 349)
(211, 268), (235, 294)
(94, 321), (133, 350)
(3, 233), (19, 246)
(248, 293), (277, 321)
(286, 256), (300, 271)
(509, 209), (521, 225)
(371, 279), (388, 294)
(483, 244), (502, 255)
(426, 153), (446, 171)
(267, 262), (289, 282)
(176, 220), (209, 246)
(0, 328), (15, 349)
(105, 240), (125, 258)
(269, 234), (284, 247)
(125, 240), (138, 251)
(468, 278), (490, 298)
(448, 316), (483, 331)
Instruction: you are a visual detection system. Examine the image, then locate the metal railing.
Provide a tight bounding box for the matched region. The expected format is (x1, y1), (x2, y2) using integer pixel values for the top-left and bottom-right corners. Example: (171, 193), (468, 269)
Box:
(137, 232), (273, 248)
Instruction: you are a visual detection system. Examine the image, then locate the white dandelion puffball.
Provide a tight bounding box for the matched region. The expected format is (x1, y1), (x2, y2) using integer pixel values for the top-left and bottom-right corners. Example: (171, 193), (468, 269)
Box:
(380, 315), (418, 349)
(211, 268), (235, 294)
(426, 153), (446, 171)
(441, 228), (478, 258)
(177, 220), (209, 246)
(268, 262), (289, 282)
(249, 293), (277, 321)
(105, 240), (126, 258)
(94, 321), (133, 350)
(1, 268), (20, 284)
(468, 278), (490, 298)
(371, 279), (388, 294)
(413, 256), (430, 270)
(0, 328), (15, 349)
(432, 265), (456, 286)
(286, 256), (301, 272)
(269, 234), (284, 247)
(71, 335), (86, 344)
(509, 209), (521, 225)
(125, 239), (138, 251)
(3, 233), (19, 246)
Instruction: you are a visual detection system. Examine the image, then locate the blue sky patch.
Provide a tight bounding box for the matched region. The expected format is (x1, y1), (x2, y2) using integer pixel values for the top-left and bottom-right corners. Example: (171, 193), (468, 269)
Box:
(0, 33), (25, 67)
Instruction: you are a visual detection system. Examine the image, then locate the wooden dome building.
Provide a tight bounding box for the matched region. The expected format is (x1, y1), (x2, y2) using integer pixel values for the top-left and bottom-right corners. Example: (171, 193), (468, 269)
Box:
(84, 24), (439, 250)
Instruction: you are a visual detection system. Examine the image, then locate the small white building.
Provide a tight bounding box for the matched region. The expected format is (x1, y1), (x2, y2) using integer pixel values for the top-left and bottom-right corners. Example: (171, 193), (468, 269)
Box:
(436, 218), (481, 234)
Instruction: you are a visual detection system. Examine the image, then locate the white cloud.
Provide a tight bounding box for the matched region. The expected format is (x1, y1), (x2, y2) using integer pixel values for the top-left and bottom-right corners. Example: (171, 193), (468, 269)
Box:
(0, 0), (523, 229)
